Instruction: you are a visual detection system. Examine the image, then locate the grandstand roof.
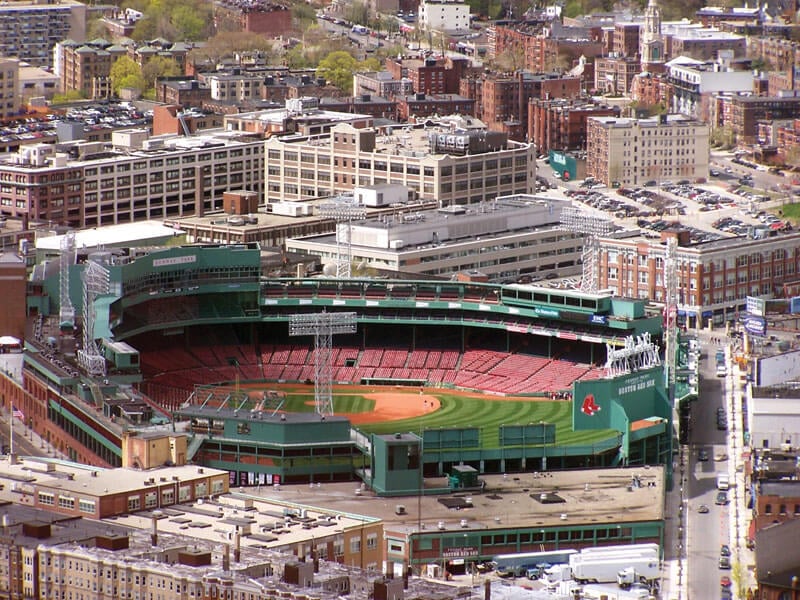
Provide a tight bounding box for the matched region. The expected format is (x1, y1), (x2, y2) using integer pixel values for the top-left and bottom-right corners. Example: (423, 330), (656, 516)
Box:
(179, 404), (350, 424)
(36, 221), (184, 252)
(241, 465), (665, 533)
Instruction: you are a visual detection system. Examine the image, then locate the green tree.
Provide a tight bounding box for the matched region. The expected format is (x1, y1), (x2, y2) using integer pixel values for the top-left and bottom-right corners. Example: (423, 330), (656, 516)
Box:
(171, 4), (205, 40)
(142, 55), (182, 89)
(292, 3), (318, 29)
(189, 31), (278, 66)
(110, 56), (145, 95)
(317, 51), (359, 92)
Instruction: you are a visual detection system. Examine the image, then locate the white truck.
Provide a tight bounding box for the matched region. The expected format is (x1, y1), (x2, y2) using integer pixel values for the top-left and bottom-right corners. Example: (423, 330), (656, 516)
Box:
(618, 566), (660, 589)
(717, 472), (730, 490)
(546, 554), (660, 585)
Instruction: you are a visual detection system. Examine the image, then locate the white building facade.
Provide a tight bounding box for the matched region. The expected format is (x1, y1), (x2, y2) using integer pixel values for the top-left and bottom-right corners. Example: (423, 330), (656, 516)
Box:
(418, 0), (471, 33)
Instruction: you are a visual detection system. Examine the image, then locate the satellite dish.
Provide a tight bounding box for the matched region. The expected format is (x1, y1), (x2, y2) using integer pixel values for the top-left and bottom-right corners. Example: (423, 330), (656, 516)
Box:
(322, 263), (337, 276)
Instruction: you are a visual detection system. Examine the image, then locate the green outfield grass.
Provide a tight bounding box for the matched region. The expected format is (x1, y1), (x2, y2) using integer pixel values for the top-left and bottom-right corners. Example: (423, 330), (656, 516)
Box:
(231, 385), (616, 449)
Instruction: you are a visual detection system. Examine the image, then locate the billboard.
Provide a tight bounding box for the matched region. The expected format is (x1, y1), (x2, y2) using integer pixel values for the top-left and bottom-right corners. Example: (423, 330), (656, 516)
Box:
(746, 296), (766, 317)
(743, 315), (767, 336)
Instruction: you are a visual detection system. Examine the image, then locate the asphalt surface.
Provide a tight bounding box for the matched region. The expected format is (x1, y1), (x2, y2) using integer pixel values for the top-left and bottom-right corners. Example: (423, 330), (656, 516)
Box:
(687, 334), (736, 600)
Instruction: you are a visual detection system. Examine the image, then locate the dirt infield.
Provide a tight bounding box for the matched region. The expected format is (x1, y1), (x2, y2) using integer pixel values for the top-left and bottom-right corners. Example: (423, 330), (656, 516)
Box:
(346, 391), (440, 424)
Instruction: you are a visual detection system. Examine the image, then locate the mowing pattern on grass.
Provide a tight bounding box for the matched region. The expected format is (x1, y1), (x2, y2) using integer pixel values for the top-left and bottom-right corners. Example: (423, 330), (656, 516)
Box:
(220, 385), (618, 450)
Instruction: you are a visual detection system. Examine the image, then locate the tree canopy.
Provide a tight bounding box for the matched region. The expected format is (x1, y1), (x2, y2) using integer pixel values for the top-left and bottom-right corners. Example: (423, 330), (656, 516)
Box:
(125, 0), (212, 41)
(316, 51), (380, 93)
(110, 56), (146, 95)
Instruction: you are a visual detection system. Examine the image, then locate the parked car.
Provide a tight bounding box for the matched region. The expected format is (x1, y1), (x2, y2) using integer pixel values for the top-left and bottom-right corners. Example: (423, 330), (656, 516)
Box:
(719, 556), (731, 570)
(716, 491), (729, 505)
(698, 448), (709, 462)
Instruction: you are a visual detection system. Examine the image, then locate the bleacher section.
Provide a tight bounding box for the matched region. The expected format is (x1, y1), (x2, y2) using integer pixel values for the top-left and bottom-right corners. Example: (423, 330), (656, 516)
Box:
(138, 341), (604, 409)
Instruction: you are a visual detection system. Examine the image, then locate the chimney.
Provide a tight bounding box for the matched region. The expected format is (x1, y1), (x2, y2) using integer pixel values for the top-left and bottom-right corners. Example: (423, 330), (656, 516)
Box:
(223, 543), (230, 571)
(234, 530), (241, 562)
(150, 512), (159, 546)
(484, 578), (491, 600)
(312, 548), (319, 573)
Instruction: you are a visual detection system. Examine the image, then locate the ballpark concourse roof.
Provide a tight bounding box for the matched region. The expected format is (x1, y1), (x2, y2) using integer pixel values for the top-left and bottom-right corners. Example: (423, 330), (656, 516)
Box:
(35, 221), (184, 252)
(239, 465), (665, 534)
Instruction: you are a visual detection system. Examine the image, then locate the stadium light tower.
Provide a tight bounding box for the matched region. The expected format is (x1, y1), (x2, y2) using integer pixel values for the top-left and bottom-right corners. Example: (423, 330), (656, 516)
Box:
(317, 195), (367, 279)
(59, 232), (76, 329)
(77, 253), (110, 377)
(560, 206), (613, 293)
(662, 237), (679, 393)
(289, 312), (357, 417)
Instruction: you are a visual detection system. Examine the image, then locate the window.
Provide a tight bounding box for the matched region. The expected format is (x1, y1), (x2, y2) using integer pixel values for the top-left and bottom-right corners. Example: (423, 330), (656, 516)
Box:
(58, 496), (75, 510)
(78, 499), (95, 514)
(128, 495), (141, 511)
(38, 492), (54, 505)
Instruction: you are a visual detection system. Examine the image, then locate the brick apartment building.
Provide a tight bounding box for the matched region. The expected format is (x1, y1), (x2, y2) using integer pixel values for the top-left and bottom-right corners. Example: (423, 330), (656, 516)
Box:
(155, 77), (212, 107)
(385, 55), (476, 96)
(586, 114), (709, 187)
(58, 39), (127, 99)
(710, 92), (800, 145)
(528, 98), (619, 154)
(213, 0), (292, 36)
(462, 72), (581, 141)
(493, 24), (605, 73)
(595, 228), (800, 327)
(396, 93), (475, 120)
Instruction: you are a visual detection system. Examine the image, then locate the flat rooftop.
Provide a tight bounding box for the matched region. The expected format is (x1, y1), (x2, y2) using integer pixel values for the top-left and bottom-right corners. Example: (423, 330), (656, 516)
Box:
(35, 221), (185, 251)
(0, 458), (227, 498)
(107, 492), (380, 551)
(233, 466), (665, 536)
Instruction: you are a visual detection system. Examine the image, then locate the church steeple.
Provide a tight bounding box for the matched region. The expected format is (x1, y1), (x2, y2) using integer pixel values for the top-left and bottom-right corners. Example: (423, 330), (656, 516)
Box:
(640, 0), (664, 72)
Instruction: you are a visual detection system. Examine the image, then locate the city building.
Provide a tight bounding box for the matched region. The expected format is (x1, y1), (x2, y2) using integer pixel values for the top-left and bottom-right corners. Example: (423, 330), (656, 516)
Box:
(0, 128), (265, 228)
(594, 55), (642, 94)
(0, 58), (20, 119)
(493, 23), (605, 73)
(755, 518), (800, 600)
(224, 98), (374, 138)
(320, 94), (398, 120)
(384, 55), (476, 96)
(151, 105), (225, 136)
(395, 92), (474, 120)
(666, 52), (754, 120)
(0, 250), (26, 341)
(695, 5), (761, 28)
(57, 39), (127, 99)
(596, 229), (800, 328)
(353, 71), (413, 100)
(154, 77), (212, 107)
(18, 62), (60, 101)
(465, 71), (582, 140)
(586, 114), (709, 187)
(286, 194), (582, 282)
(528, 98), (620, 154)
(213, 0), (292, 37)
(710, 92), (800, 145)
(667, 27), (746, 61)
(263, 119), (536, 205)
(614, 21), (641, 57)
(418, 0), (470, 33)
(0, 0), (87, 69)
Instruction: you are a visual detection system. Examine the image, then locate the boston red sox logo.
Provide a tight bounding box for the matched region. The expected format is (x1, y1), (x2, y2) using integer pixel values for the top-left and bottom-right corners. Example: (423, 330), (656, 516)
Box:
(581, 394), (601, 416)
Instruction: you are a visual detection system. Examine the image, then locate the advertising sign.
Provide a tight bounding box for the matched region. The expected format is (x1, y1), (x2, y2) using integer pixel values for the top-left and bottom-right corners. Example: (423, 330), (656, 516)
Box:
(746, 296), (766, 317)
(743, 315), (767, 336)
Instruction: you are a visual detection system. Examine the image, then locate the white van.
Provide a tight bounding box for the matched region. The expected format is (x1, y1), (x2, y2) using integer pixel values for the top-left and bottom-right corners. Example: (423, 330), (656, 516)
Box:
(716, 364), (727, 377)
(716, 472), (730, 490)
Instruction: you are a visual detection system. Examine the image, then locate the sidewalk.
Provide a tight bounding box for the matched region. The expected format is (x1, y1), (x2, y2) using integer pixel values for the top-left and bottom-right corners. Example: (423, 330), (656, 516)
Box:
(726, 345), (756, 599)
(661, 445), (688, 600)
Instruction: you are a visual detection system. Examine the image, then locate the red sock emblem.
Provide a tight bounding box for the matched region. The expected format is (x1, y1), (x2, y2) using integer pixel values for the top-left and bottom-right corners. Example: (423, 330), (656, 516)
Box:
(581, 394), (601, 416)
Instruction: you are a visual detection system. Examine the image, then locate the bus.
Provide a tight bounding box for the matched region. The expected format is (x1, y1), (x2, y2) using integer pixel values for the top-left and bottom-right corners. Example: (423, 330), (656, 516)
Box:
(494, 549), (578, 578)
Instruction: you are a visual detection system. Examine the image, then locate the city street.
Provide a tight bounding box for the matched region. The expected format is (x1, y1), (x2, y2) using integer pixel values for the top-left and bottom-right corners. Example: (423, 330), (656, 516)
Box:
(687, 335), (734, 599)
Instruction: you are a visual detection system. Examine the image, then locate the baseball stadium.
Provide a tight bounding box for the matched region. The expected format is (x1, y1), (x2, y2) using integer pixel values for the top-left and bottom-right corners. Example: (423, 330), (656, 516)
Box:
(16, 242), (679, 501)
